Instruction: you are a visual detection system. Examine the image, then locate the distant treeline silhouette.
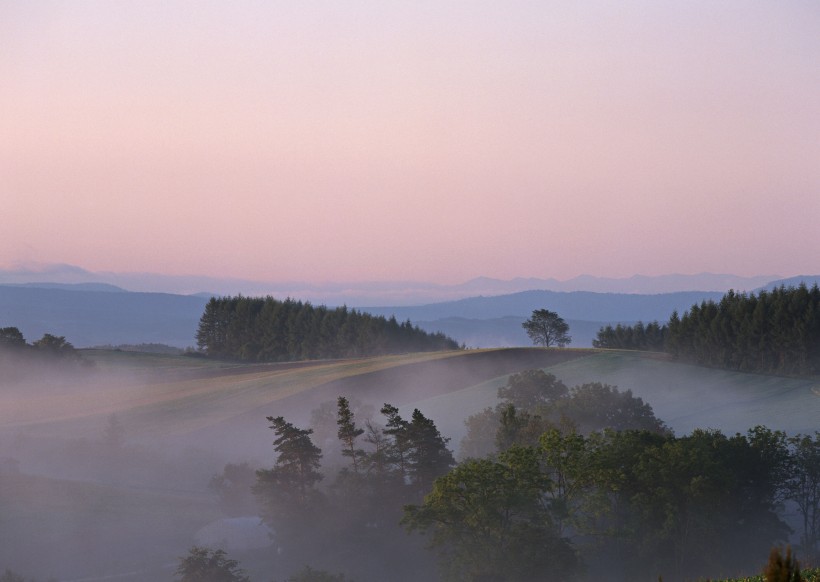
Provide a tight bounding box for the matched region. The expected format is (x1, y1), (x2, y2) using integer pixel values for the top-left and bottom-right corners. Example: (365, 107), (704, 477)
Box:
(594, 284), (820, 375)
(593, 321), (667, 352)
(195, 296), (460, 361)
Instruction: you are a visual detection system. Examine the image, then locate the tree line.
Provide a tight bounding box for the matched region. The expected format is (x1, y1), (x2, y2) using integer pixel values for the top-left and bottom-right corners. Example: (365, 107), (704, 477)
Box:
(593, 284), (820, 375)
(0, 326), (90, 380)
(195, 296), (460, 361)
(201, 370), (820, 581)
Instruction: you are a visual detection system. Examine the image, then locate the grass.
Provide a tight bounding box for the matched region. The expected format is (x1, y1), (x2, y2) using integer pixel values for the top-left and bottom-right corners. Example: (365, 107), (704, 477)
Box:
(546, 351), (820, 435)
(404, 350), (820, 449)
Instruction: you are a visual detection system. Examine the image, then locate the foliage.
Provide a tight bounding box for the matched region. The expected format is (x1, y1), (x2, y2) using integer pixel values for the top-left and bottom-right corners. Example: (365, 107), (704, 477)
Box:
(174, 547), (250, 582)
(254, 416), (323, 534)
(405, 408), (457, 495)
(764, 546), (803, 582)
(670, 285), (820, 374)
(522, 309), (571, 347)
(785, 433), (820, 563)
(0, 327), (26, 349)
(594, 285), (820, 375)
(497, 369), (568, 409)
(460, 370), (669, 459)
(195, 296), (459, 361)
(375, 404), (456, 497)
(554, 382), (670, 434)
(31, 333), (77, 357)
(0, 326), (89, 370)
(593, 320), (667, 350)
(402, 445), (578, 581)
(336, 396), (366, 473)
(586, 428), (791, 581)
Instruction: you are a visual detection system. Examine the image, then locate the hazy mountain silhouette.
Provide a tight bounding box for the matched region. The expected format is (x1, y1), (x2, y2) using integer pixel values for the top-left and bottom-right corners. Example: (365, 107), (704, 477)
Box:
(4, 273), (818, 349)
(0, 285), (208, 348)
(0, 263), (784, 305)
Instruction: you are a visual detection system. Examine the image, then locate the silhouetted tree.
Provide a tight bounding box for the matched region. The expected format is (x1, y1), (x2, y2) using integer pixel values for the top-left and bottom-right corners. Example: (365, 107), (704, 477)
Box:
(337, 396), (366, 473)
(522, 309), (571, 347)
(32, 333), (77, 358)
(786, 432), (820, 563)
(195, 296), (459, 361)
(174, 547), (250, 582)
(254, 416), (324, 539)
(406, 408), (456, 496)
(0, 327), (26, 350)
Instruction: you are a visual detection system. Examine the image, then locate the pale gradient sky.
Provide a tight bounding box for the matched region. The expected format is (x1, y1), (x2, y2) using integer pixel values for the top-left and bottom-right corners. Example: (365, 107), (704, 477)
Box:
(2, 1), (819, 284)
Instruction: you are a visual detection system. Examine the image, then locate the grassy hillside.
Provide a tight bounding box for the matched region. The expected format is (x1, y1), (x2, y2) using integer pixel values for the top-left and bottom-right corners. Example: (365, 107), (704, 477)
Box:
(1, 348), (589, 459)
(402, 350), (820, 451)
(3, 347), (819, 581)
(9, 347), (816, 459)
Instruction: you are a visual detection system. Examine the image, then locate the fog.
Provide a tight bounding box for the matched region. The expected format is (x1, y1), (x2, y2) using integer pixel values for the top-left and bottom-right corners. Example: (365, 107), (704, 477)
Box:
(0, 350), (531, 581)
(2, 348), (817, 581)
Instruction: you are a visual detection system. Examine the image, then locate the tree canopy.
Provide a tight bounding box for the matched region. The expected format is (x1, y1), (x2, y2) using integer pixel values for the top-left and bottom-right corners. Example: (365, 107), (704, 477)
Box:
(594, 284), (820, 376)
(196, 296), (459, 361)
(175, 547), (250, 582)
(522, 309), (571, 347)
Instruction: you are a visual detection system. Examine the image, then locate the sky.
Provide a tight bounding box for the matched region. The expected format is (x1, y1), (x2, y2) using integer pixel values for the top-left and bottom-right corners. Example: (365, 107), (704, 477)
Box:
(2, 1), (819, 285)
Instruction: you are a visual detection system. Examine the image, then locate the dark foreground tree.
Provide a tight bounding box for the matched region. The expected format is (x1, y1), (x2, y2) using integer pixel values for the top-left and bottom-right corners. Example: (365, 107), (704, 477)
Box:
(403, 445), (577, 582)
(254, 416), (324, 539)
(337, 396), (366, 473)
(522, 309), (571, 347)
(786, 432), (820, 563)
(175, 547), (250, 582)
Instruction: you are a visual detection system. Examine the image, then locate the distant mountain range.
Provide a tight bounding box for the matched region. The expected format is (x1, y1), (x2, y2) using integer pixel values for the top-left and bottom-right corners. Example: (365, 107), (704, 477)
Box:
(0, 263), (801, 305)
(0, 285), (796, 351)
(0, 285), (208, 348)
(2, 268), (818, 349)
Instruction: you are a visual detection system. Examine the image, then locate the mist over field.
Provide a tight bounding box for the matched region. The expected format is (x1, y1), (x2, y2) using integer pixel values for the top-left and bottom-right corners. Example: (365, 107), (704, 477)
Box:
(2, 339), (819, 581)
(3, 0), (820, 578)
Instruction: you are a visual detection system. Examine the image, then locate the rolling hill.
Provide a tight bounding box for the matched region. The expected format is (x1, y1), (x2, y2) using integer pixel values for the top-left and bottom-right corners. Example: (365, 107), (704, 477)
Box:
(3, 346), (819, 581)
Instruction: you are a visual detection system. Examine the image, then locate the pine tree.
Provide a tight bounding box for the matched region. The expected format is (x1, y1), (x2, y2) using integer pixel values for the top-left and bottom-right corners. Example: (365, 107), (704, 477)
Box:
(254, 416), (324, 533)
(337, 396), (365, 473)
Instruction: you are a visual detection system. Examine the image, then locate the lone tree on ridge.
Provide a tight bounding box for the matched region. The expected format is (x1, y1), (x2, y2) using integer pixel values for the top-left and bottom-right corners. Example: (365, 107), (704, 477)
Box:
(522, 309), (571, 347)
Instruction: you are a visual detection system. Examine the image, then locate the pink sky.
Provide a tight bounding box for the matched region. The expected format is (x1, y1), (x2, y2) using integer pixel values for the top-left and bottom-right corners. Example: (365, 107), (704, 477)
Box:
(2, 2), (819, 284)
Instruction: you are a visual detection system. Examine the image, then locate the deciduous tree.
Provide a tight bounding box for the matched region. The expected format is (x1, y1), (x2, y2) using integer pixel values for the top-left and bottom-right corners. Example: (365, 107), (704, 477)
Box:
(174, 547), (250, 582)
(522, 309), (571, 348)
(403, 446), (577, 581)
